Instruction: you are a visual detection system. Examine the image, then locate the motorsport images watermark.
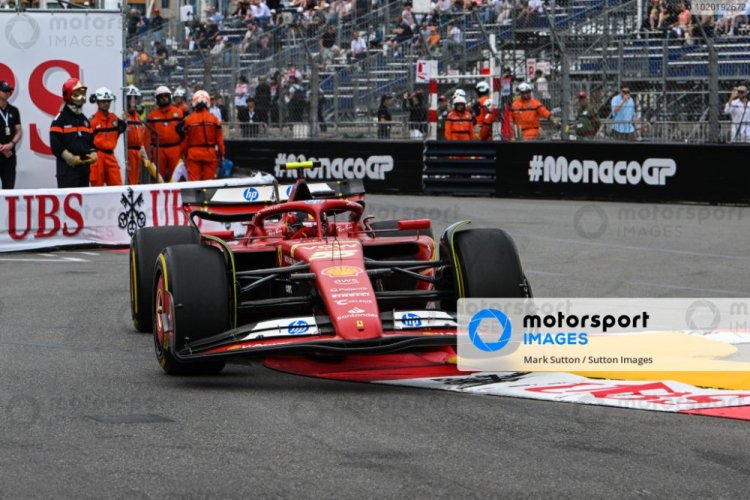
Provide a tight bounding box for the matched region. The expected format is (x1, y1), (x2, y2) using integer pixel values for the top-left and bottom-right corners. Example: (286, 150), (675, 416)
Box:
(572, 203), (746, 240)
(457, 298), (750, 372)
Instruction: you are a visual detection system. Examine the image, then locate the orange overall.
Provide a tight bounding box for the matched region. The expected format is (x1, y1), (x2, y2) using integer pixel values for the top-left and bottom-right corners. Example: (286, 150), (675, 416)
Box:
(181, 108), (225, 181)
(126, 110), (146, 185)
(476, 96), (498, 141)
(510, 98), (551, 140)
(146, 105), (184, 180)
(445, 109), (476, 141)
(89, 110), (124, 186)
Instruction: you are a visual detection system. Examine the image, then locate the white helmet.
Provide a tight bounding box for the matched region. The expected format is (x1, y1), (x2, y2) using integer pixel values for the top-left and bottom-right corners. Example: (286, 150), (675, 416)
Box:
(174, 86), (187, 98)
(191, 89), (210, 107)
(125, 85), (141, 97)
(475, 81), (490, 94)
(453, 95), (467, 105)
(94, 87), (115, 101)
(518, 82), (533, 93)
(155, 85), (172, 98)
(453, 89), (466, 99)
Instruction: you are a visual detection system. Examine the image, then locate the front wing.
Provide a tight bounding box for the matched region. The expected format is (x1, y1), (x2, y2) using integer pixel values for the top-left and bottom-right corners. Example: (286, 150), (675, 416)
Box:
(170, 310), (457, 363)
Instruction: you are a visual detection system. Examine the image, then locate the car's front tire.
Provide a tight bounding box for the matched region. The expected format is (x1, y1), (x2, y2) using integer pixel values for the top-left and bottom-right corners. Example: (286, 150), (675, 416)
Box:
(153, 244), (230, 375)
(450, 227), (531, 299)
(130, 226), (200, 333)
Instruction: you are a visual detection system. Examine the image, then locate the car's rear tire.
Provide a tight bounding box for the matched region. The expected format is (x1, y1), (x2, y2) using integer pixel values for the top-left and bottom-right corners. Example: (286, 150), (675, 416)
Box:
(369, 219), (434, 239)
(130, 226), (200, 332)
(452, 228), (531, 298)
(153, 244), (229, 375)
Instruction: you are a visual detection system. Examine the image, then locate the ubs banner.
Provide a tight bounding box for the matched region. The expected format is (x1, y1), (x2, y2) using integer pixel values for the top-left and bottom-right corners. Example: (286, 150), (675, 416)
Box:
(225, 140), (424, 194)
(497, 142), (750, 204)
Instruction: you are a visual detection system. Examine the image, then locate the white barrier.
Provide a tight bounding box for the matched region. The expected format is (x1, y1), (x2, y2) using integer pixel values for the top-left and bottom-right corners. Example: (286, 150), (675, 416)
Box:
(0, 174), (274, 252)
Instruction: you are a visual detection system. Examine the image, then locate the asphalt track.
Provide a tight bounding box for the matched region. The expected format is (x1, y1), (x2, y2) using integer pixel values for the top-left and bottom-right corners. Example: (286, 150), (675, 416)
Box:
(2, 195), (750, 498)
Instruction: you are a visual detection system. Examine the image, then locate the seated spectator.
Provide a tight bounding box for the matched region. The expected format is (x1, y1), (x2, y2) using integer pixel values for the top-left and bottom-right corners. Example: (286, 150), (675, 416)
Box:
(251, 0), (273, 29)
(435, 0), (453, 20)
(206, 6), (224, 28)
(125, 66), (136, 86)
(424, 22), (440, 52)
(655, 1), (675, 30)
(192, 21), (210, 49)
(136, 45), (151, 69)
(350, 30), (368, 61)
(241, 21), (262, 52)
(152, 40), (169, 70)
(326, 0), (341, 24)
(320, 25), (340, 66)
(126, 46), (138, 68)
(367, 24), (383, 48)
(210, 34), (227, 56)
(693, 13), (715, 37)
(232, 0), (251, 21)
(205, 18), (220, 43)
(301, 7), (320, 38)
(669, 2), (693, 43)
(442, 22), (463, 57)
(729, 3), (750, 35)
(518, 0), (544, 25)
(648, 0), (660, 30)
(389, 16), (415, 49)
(402, 2), (416, 29)
(495, 0), (513, 24)
(259, 34), (273, 58)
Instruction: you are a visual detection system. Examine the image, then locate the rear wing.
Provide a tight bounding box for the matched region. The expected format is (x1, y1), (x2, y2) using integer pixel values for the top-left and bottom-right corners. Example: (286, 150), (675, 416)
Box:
(279, 180), (365, 201)
(181, 179), (366, 206)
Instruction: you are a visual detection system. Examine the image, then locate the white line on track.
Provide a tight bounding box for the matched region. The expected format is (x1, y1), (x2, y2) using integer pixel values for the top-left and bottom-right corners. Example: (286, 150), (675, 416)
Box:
(78, 252), (99, 256)
(0, 256), (89, 263)
(36, 253), (57, 257)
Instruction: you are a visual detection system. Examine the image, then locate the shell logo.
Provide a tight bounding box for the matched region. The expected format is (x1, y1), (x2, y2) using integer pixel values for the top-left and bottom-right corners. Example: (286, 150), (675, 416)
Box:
(321, 266), (363, 277)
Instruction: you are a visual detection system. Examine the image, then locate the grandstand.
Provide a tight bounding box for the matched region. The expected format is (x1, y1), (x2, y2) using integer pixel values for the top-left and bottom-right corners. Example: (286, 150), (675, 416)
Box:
(124, 0), (749, 142)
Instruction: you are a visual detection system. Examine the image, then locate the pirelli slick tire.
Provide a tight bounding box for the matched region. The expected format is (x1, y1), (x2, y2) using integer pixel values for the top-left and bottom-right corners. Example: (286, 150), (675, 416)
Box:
(369, 219), (435, 239)
(153, 244), (229, 375)
(130, 226), (200, 333)
(453, 228), (531, 298)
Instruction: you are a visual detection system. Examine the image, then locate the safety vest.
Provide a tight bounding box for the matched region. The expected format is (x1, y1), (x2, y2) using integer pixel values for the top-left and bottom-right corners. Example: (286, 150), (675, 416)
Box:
(146, 105), (184, 148)
(445, 109), (475, 140)
(90, 110), (124, 153)
(511, 98), (550, 140)
(126, 110), (146, 149)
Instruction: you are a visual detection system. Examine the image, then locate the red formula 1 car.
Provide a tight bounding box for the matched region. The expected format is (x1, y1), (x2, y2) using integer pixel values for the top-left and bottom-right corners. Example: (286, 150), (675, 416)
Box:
(129, 163), (532, 375)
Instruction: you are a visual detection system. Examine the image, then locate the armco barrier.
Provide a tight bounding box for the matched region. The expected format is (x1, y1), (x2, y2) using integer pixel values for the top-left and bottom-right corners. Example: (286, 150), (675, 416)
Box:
(225, 140), (424, 194)
(495, 141), (750, 204)
(0, 175), (273, 252)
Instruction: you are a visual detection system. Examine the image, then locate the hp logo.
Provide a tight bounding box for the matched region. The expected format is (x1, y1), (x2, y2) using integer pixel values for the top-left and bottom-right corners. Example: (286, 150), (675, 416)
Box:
(243, 187), (260, 201)
(401, 313), (422, 328)
(288, 320), (310, 335)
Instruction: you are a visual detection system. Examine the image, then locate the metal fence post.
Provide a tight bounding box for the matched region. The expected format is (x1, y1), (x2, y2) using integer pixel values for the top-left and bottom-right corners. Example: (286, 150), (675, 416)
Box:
(708, 45), (720, 143)
(662, 36), (668, 141)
